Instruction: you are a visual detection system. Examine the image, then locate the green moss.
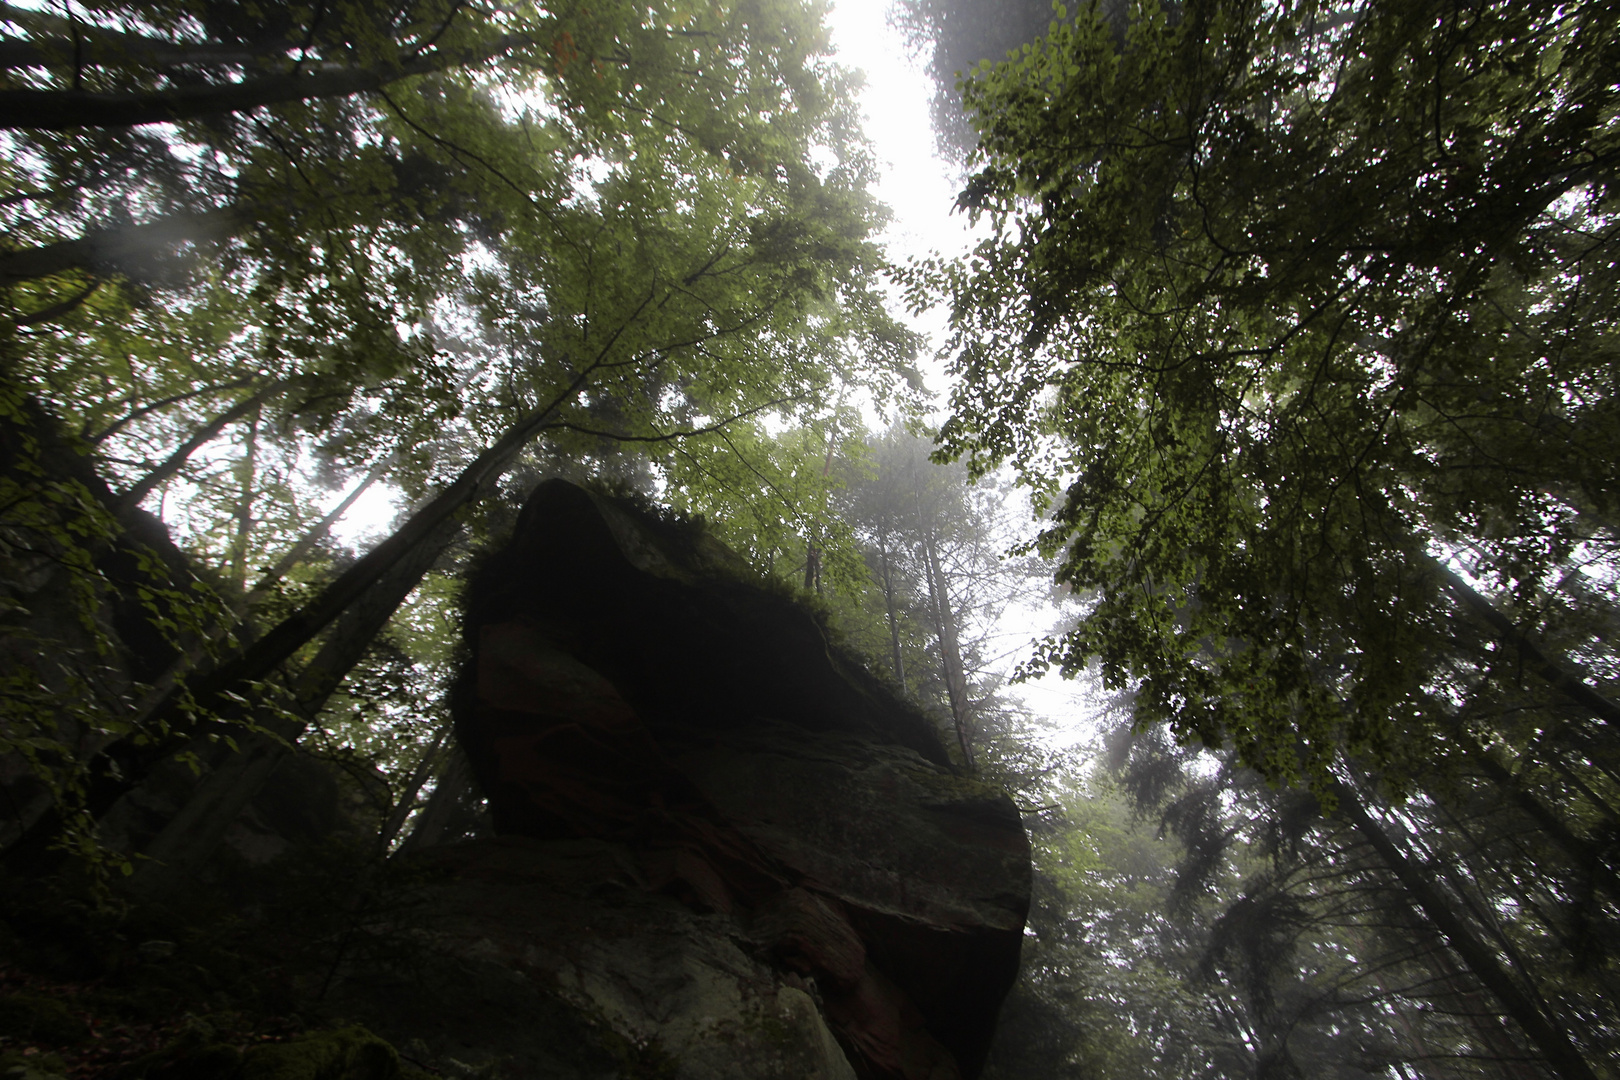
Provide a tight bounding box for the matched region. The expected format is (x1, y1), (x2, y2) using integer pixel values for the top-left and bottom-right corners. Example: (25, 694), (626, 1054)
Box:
(0, 1050), (68, 1080)
(590, 1024), (677, 1080)
(238, 1027), (398, 1080)
(118, 1027), (399, 1080)
(0, 994), (89, 1047)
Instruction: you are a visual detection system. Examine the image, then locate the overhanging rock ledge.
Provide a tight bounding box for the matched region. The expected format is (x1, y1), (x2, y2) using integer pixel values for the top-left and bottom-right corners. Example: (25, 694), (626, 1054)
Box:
(350, 479), (1032, 1080)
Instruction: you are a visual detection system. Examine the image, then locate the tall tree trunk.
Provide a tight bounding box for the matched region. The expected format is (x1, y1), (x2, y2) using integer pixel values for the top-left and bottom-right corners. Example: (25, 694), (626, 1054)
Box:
(376, 722), (453, 854)
(393, 749), (477, 856)
(125, 511), (465, 885)
(0, 34), (535, 131)
(99, 463), (389, 757)
(0, 207), (249, 283)
(248, 457), (388, 601)
(91, 376), (256, 444)
(877, 530), (906, 694)
(1336, 784), (1601, 1080)
(921, 525), (972, 768)
(115, 381), (280, 511)
(6, 373), (584, 866)
(1418, 938), (1549, 1080)
(804, 537), (820, 593)
(1451, 726), (1617, 900)
(138, 363), (594, 736)
(228, 404), (260, 590)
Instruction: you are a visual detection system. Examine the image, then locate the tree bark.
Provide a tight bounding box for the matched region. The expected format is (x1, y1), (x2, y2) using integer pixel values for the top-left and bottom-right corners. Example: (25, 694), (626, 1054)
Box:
(392, 749), (477, 856)
(0, 207), (249, 283)
(1451, 726), (1617, 900)
(376, 722), (452, 854)
(12, 277), (101, 326)
(877, 530), (907, 693)
(803, 537), (820, 593)
(0, 5), (286, 74)
(921, 524), (972, 768)
(228, 405), (260, 590)
(247, 460), (387, 600)
(127, 511), (464, 885)
(173, 388), (571, 720)
(0, 34), (534, 131)
(90, 376), (257, 444)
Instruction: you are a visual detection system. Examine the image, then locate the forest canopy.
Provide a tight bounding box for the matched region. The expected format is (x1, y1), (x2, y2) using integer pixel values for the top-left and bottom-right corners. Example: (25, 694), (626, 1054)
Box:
(907, 0), (1620, 794)
(893, 2), (1620, 1076)
(4, 1), (1620, 1079)
(0, 0), (938, 869)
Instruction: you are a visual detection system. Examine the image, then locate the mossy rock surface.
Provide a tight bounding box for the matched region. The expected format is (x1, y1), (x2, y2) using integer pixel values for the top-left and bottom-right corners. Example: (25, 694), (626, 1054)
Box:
(120, 1027), (398, 1080)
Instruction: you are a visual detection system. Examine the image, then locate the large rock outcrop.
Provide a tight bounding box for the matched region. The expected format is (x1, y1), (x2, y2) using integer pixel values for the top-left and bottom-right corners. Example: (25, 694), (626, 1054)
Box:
(411, 480), (1032, 1080)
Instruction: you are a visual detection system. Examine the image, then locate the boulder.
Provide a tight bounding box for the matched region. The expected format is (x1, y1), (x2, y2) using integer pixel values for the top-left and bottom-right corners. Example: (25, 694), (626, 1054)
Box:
(418, 480), (1031, 1080)
(339, 837), (859, 1080)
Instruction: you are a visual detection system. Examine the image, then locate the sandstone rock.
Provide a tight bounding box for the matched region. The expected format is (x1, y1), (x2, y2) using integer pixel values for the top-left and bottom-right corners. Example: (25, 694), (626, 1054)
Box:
(434, 480), (1032, 1080)
(337, 837), (858, 1080)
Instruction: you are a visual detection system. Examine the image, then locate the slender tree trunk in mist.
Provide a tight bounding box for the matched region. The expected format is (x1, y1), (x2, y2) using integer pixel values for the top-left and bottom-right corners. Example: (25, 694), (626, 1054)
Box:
(377, 722), (453, 854)
(1372, 968), (1434, 1080)
(0, 34), (533, 132)
(125, 511), (465, 884)
(877, 531), (906, 694)
(228, 405), (260, 590)
(248, 457), (389, 601)
(115, 381), (280, 511)
(151, 378), (582, 725)
(394, 749), (477, 856)
(1450, 724), (1616, 898)
(1336, 785), (1601, 1080)
(1434, 558), (1620, 728)
(0, 207), (249, 283)
(5, 378), (581, 866)
(921, 524), (972, 769)
(1421, 941), (1548, 1080)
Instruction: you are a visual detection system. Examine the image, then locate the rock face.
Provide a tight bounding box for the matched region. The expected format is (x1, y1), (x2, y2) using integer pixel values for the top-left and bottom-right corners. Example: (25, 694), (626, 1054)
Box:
(428, 480), (1031, 1080)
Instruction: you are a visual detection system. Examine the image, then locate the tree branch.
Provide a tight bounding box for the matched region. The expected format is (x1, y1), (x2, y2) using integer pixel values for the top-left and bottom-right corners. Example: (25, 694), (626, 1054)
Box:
(114, 381), (283, 510)
(1433, 558), (1620, 728)
(0, 207), (248, 283)
(1337, 785), (1601, 1080)
(11, 276), (100, 325)
(0, 33), (534, 130)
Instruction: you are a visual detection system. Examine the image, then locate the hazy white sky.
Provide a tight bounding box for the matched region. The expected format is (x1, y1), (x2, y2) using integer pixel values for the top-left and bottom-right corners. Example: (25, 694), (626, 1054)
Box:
(822, 0), (983, 401)
(820, 5), (1101, 745)
(823, 2), (977, 264)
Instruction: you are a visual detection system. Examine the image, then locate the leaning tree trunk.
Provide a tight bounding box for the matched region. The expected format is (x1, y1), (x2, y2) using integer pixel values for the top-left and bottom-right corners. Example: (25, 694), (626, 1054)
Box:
(1432, 557), (1620, 729)
(0, 34), (531, 133)
(3, 364), (592, 867)
(376, 721), (454, 854)
(123, 510), (466, 887)
(392, 749), (478, 856)
(228, 403), (260, 590)
(1336, 783), (1601, 1080)
(115, 380), (282, 511)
